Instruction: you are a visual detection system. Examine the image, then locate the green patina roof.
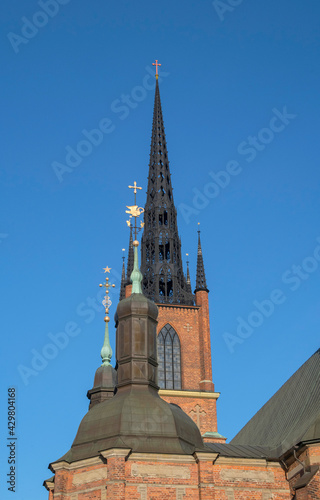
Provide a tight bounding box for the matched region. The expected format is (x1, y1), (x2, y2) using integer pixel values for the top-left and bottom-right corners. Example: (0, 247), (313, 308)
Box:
(231, 348), (320, 457)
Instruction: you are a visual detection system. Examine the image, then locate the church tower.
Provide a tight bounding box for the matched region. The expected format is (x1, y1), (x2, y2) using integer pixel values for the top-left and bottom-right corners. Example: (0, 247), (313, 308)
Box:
(45, 63), (312, 500)
(124, 65), (224, 442)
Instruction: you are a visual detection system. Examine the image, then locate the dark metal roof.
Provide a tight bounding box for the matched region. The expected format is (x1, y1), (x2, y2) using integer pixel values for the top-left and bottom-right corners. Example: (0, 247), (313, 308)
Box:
(53, 388), (208, 465)
(231, 348), (320, 457)
(205, 443), (277, 460)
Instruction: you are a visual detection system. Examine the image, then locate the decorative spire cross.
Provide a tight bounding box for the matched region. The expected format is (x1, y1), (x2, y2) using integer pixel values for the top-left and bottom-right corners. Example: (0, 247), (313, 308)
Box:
(152, 59), (161, 79)
(99, 268), (115, 366)
(99, 268), (115, 320)
(126, 181), (145, 243)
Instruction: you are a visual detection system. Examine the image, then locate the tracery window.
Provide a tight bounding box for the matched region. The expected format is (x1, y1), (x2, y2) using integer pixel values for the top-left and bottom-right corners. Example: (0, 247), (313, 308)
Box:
(157, 324), (181, 389)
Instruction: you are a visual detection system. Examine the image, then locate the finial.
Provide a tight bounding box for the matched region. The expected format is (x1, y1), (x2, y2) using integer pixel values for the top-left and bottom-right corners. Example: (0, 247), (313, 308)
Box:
(126, 181), (145, 244)
(152, 59), (161, 80)
(126, 182), (144, 293)
(197, 223), (202, 254)
(122, 248), (125, 263)
(99, 269), (115, 366)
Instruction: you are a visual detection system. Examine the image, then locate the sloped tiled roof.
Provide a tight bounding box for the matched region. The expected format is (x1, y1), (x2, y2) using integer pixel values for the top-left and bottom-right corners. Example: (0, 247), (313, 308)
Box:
(231, 348), (320, 457)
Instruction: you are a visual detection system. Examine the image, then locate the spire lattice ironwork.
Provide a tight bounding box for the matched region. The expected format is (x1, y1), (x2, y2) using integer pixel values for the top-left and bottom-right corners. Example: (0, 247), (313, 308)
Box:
(195, 225), (208, 293)
(141, 62), (194, 305)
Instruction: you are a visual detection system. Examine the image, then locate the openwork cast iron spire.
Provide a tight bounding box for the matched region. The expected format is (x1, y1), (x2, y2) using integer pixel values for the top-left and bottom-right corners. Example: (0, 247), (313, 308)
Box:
(141, 76), (194, 305)
(195, 228), (208, 293)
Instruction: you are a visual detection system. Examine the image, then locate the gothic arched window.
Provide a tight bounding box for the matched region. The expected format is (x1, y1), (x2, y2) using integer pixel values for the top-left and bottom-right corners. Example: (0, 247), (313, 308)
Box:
(157, 324), (181, 390)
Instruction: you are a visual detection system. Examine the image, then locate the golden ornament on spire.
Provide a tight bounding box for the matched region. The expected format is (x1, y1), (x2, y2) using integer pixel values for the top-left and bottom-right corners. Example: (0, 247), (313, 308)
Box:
(126, 181), (145, 245)
(99, 270), (115, 322)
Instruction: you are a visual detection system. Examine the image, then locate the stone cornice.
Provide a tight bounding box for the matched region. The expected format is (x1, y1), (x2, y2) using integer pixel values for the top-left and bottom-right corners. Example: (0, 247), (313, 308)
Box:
(50, 456), (103, 472)
(159, 389), (220, 399)
(43, 480), (54, 491)
(100, 448), (132, 459)
(157, 304), (200, 310)
(194, 452), (219, 462)
(127, 453), (196, 463)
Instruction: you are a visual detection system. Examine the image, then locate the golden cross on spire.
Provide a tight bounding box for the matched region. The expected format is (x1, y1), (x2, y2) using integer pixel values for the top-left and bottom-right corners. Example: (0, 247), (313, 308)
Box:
(152, 59), (161, 79)
(129, 181), (142, 195)
(99, 270), (115, 322)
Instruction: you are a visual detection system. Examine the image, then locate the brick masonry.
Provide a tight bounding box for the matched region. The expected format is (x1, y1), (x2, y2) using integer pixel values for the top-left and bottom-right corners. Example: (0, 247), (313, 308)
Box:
(47, 451), (298, 499)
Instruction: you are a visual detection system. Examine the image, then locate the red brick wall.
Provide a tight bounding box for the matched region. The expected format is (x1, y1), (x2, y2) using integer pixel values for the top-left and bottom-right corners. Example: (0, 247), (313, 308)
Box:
(125, 285), (215, 393)
(212, 460), (290, 499)
(160, 394), (218, 435)
(195, 291), (214, 391)
(157, 297), (214, 392)
(49, 453), (294, 499)
(157, 304), (202, 391)
(52, 464), (108, 500)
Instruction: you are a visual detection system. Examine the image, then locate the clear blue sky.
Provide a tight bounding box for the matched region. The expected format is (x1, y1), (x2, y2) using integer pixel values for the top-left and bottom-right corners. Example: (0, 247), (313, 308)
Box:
(1, 1), (320, 498)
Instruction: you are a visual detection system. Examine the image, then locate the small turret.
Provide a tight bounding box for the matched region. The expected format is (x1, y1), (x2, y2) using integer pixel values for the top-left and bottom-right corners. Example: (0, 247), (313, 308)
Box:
(87, 269), (117, 409)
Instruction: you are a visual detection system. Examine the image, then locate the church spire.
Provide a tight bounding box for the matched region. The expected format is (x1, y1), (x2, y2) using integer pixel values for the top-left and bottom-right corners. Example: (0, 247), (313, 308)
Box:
(87, 268), (117, 409)
(126, 226), (134, 284)
(186, 254), (192, 295)
(195, 225), (208, 293)
(141, 62), (193, 305)
(119, 250), (126, 300)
